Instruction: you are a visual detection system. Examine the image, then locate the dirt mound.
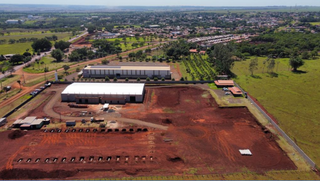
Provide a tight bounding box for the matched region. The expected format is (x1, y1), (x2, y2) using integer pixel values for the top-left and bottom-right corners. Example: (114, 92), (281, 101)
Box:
(0, 169), (77, 179)
(162, 118), (172, 124)
(125, 168), (138, 175)
(8, 130), (26, 140)
(166, 154), (184, 163)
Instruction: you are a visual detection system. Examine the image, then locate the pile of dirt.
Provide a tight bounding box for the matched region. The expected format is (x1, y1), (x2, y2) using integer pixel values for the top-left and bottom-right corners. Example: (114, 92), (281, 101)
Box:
(162, 118), (172, 124)
(125, 168), (138, 175)
(0, 169), (77, 179)
(8, 130), (26, 140)
(166, 154), (184, 163)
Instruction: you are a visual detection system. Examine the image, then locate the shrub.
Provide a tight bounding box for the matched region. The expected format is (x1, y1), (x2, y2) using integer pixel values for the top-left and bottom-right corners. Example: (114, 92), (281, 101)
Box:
(154, 77), (158, 81)
(105, 76), (109, 81)
(137, 77), (140, 81)
(125, 78), (129, 81)
(113, 77), (117, 82)
(161, 78), (165, 81)
(146, 77), (150, 81)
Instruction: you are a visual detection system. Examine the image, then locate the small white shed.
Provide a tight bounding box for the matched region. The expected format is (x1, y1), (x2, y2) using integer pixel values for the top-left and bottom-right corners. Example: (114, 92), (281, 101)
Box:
(239, 149), (252, 156)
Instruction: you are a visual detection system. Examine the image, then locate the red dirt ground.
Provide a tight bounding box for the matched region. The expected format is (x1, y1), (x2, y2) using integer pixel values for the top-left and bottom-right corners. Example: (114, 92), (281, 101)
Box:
(0, 86), (296, 179)
(119, 86), (296, 172)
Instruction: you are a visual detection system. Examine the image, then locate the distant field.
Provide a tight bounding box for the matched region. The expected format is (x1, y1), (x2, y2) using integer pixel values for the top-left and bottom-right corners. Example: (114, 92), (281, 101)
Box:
(0, 32), (73, 55)
(0, 42), (32, 55)
(310, 22), (320, 26)
(232, 56), (320, 166)
(23, 55), (74, 73)
(0, 32), (72, 41)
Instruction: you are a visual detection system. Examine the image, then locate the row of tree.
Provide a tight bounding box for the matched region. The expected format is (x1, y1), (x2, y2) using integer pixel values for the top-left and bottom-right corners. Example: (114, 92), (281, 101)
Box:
(237, 32), (320, 59)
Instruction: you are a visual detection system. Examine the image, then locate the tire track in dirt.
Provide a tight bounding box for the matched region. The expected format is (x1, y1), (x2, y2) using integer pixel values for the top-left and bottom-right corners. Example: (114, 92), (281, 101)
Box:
(5, 145), (27, 170)
(215, 130), (236, 162)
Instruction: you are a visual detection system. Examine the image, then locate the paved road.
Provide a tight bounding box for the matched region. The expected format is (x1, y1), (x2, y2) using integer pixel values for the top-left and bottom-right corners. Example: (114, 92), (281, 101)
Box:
(0, 30), (88, 81)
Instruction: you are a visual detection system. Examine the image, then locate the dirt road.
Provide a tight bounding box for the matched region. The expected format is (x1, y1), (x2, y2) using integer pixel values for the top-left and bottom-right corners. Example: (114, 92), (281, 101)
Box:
(43, 86), (168, 130)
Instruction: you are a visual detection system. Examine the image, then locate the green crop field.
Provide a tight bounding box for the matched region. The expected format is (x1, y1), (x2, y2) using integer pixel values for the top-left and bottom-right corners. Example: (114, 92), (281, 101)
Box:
(23, 55), (74, 73)
(179, 54), (215, 81)
(232, 56), (320, 166)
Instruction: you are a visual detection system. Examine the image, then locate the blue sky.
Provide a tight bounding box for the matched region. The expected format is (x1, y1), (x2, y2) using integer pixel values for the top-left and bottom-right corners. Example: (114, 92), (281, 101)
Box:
(1, 0), (319, 6)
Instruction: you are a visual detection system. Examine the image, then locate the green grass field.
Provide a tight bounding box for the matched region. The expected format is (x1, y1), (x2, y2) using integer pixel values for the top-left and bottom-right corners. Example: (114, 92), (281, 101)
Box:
(310, 22), (320, 26)
(0, 42), (33, 55)
(23, 55), (74, 73)
(0, 31), (73, 55)
(0, 32), (72, 42)
(232, 56), (320, 166)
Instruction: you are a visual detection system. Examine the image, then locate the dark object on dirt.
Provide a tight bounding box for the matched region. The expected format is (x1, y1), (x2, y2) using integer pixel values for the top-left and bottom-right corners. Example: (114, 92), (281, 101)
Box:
(0, 169), (77, 179)
(166, 154), (184, 163)
(125, 168), (138, 175)
(8, 130), (26, 139)
(68, 104), (88, 108)
(162, 118), (172, 124)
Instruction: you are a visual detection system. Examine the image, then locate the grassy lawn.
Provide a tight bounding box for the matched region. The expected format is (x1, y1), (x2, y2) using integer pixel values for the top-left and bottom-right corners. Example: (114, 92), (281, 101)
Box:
(310, 22), (320, 26)
(0, 93), (32, 118)
(0, 32), (73, 55)
(0, 42), (33, 55)
(23, 55), (74, 73)
(232, 56), (320, 166)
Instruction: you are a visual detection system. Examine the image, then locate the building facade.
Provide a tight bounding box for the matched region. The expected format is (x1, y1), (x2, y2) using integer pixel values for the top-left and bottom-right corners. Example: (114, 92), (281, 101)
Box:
(82, 65), (171, 79)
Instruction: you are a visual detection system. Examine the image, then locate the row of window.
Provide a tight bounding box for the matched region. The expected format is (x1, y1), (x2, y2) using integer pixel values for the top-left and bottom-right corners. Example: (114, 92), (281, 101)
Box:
(89, 69), (169, 75)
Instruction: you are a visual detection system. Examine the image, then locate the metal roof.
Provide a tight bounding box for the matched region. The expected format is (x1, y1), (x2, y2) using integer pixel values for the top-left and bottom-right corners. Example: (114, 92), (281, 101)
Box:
(85, 65), (170, 71)
(239, 149), (252, 155)
(61, 83), (145, 96)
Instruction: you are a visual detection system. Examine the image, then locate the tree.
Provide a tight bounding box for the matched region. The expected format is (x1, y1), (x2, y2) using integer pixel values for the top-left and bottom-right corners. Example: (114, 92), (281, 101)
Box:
(87, 26), (95, 34)
(63, 65), (70, 73)
(51, 49), (64, 61)
(101, 59), (109, 65)
(32, 38), (52, 52)
(289, 56), (304, 72)
(17, 80), (21, 90)
(54, 40), (71, 51)
(145, 48), (151, 54)
(249, 57), (259, 76)
(301, 52), (310, 60)
(311, 50), (318, 59)
(23, 52), (32, 57)
(68, 51), (80, 61)
(210, 43), (234, 75)
(9, 54), (24, 65)
(267, 58), (275, 73)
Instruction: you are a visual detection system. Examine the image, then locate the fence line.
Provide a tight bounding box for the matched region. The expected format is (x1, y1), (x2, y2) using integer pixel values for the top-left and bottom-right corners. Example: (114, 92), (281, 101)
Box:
(234, 82), (316, 168)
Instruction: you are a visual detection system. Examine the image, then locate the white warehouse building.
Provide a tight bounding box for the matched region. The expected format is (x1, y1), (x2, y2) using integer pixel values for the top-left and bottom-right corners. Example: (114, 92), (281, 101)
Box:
(61, 83), (145, 104)
(82, 65), (171, 79)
